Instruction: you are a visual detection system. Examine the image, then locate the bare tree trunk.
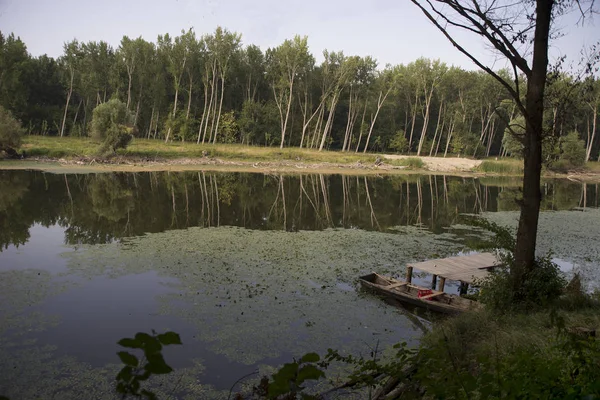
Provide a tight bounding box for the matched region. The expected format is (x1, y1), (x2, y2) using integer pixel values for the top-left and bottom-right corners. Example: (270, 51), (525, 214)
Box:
(355, 100), (368, 152)
(204, 64), (218, 143)
(417, 89), (434, 156)
(429, 100), (444, 156)
(71, 99), (82, 134)
(363, 88), (392, 153)
(342, 87), (355, 151)
(186, 76), (193, 120)
(434, 115), (447, 157)
(408, 92), (419, 152)
(444, 123), (454, 158)
(280, 78), (295, 149)
(165, 85), (178, 143)
(126, 67), (133, 109)
(134, 89), (142, 127)
(60, 67), (74, 137)
(213, 75), (226, 145)
(154, 110), (159, 139)
(585, 104), (597, 162)
(148, 105), (155, 139)
(319, 92), (339, 151)
(486, 118), (496, 157)
(311, 104), (325, 149)
(197, 75), (209, 144)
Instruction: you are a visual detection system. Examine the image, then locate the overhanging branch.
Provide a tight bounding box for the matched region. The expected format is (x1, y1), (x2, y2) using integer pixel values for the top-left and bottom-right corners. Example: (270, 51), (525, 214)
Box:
(411, 0), (528, 118)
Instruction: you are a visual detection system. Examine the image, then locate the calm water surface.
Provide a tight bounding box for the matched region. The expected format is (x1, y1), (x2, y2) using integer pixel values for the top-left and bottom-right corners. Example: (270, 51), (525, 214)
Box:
(0, 170), (598, 398)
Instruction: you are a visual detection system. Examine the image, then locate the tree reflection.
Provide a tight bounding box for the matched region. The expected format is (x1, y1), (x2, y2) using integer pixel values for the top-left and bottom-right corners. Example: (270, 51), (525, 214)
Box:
(0, 170), (596, 250)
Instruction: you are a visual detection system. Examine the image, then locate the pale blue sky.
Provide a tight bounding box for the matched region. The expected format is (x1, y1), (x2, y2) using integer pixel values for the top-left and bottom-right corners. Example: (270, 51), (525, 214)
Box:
(1, 0), (598, 71)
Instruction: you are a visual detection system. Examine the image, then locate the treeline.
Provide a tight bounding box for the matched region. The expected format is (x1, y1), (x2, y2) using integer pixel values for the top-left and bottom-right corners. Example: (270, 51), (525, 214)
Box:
(1, 28), (598, 158)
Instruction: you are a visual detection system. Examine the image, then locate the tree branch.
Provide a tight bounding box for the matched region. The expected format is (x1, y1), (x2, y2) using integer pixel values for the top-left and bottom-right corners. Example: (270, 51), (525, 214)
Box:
(411, 0), (528, 118)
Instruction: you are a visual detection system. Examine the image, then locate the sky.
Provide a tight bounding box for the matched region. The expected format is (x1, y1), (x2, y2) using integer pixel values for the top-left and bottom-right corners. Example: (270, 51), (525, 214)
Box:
(1, 0), (598, 71)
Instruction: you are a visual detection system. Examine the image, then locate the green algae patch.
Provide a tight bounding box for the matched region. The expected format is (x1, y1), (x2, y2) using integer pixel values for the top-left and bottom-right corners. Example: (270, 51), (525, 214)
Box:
(61, 227), (464, 366)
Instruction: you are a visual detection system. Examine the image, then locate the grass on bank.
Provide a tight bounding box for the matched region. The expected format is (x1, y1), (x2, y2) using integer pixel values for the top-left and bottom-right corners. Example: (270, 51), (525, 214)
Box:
(385, 157), (426, 169)
(477, 158), (524, 175)
(19, 136), (427, 169)
(21, 135), (381, 164)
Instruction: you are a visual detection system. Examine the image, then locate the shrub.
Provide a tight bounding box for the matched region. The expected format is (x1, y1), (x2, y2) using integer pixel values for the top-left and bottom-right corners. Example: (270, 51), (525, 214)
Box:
(559, 131), (586, 167)
(389, 130), (408, 153)
(217, 111), (239, 144)
(0, 105), (24, 157)
(90, 99), (134, 155)
(466, 217), (567, 312)
(477, 160), (523, 174)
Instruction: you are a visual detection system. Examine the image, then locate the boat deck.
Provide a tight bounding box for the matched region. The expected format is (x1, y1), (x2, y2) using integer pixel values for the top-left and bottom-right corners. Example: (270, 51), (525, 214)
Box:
(407, 252), (499, 284)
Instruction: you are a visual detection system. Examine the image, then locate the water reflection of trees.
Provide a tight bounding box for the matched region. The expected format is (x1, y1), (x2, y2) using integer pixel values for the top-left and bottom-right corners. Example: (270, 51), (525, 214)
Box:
(0, 170), (596, 250)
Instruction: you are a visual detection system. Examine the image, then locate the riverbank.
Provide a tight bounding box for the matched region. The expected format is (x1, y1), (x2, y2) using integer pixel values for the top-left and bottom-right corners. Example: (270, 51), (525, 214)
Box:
(2, 136), (600, 181)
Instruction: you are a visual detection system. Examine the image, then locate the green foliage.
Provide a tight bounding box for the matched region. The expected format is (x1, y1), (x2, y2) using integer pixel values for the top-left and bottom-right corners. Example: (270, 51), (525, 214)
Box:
(90, 99), (133, 155)
(559, 131), (586, 168)
(388, 130), (408, 153)
(477, 160), (523, 174)
(0, 105), (23, 156)
(266, 352), (325, 399)
(417, 309), (600, 399)
(216, 111), (239, 143)
(115, 330), (181, 399)
(464, 217), (567, 311)
(238, 100), (279, 146)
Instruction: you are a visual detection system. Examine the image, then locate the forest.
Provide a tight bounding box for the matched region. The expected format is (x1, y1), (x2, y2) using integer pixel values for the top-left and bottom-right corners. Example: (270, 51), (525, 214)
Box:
(1, 28), (598, 160)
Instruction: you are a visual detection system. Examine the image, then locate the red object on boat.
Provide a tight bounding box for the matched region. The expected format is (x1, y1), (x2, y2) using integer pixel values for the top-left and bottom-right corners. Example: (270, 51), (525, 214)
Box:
(418, 289), (433, 298)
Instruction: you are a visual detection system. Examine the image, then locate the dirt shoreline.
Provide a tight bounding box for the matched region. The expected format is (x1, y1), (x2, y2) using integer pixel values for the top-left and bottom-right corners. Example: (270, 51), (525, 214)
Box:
(1, 156), (599, 181)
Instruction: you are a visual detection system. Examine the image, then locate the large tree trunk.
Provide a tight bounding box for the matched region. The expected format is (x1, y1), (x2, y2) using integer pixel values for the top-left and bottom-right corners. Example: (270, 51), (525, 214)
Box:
(513, 0), (553, 284)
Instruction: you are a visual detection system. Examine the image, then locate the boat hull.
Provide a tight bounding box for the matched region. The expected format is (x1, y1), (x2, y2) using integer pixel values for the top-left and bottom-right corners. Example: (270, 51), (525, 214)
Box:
(359, 273), (480, 315)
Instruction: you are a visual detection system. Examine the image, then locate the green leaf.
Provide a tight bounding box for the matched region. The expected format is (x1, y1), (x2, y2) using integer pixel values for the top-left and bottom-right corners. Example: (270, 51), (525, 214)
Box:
(116, 382), (127, 394)
(116, 366), (133, 381)
(130, 379), (141, 394)
(269, 363), (299, 397)
(141, 389), (159, 400)
(118, 337), (142, 349)
(157, 331), (182, 345)
(300, 352), (320, 363)
(117, 351), (139, 367)
(144, 353), (173, 374)
(297, 365), (325, 385)
(135, 332), (162, 354)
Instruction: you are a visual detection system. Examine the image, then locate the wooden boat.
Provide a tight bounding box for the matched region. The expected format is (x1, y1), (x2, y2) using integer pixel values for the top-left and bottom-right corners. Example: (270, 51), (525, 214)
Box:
(358, 272), (481, 315)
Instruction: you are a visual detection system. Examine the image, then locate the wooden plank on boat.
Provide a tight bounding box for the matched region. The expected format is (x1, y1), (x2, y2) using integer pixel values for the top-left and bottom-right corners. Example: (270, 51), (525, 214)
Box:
(387, 282), (408, 289)
(407, 252), (499, 284)
(419, 291), (444, 300)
